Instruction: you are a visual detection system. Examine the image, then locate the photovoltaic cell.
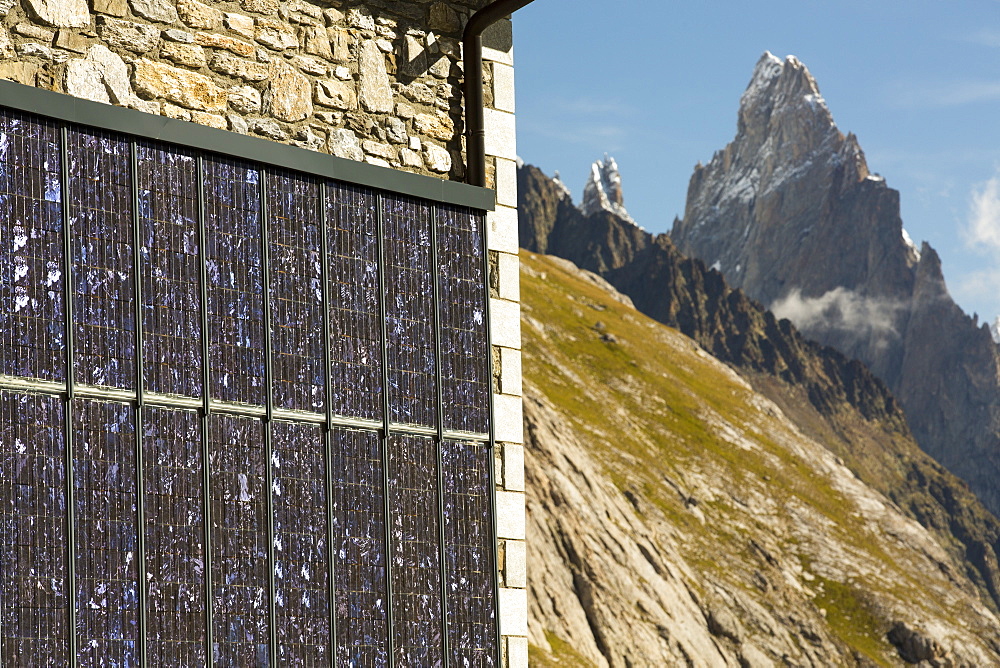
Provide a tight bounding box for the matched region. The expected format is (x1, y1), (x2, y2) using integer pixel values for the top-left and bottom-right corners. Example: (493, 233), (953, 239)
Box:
(72, 399), (139, 666)
(209, 413), (269, 667)
(137, 143), (202, 398)
(388, 434), (444, 667)
(0, 110), (65, 382)
(143, 407), (207, 665)
(268, 173), (325, 412)
(383, 195), (437, 428)
(330, 428), (388, 666)
(0, 105), (500, 667)
(0, 392), (68, 665)
(272, 421), (330, 664)
(204, 158), (265, 405)
(437, 206), (490, 434)
(443, 440), (497, 667)
(326, 182), (382, 421)
(68, 128), (135, 390)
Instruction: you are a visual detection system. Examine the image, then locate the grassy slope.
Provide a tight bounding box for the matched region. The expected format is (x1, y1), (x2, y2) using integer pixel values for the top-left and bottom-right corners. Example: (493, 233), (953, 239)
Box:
(521, 250), (1000, 664)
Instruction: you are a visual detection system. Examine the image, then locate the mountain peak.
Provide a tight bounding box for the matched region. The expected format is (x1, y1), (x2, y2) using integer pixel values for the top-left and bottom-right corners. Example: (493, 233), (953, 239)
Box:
(581, 154), (637, 225)
(738, 52), (835, 138)
(991, 316), (1000, 344)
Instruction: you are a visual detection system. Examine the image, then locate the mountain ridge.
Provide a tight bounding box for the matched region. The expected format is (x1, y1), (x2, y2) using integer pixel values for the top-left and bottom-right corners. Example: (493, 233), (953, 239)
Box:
(671, 52), (1000, 517)
(521, 249), (1000, 665)
(517, 157), (1000, 618)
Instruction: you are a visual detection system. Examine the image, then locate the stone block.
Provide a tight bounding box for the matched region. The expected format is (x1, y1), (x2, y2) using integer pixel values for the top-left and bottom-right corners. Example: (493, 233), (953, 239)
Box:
(209, 52), (270, 81)
(362, 139), (394, 161)
(161, 42), (206, 69)
(385, 116), (407, 144)
(240, 0), (278, 15)
(492, 62), (515, 113)
(502, 443), (524, 493)
(487, 205), (518, 254)
(228, 84), (260, 113)
(414, 112), (453, 141)
(482, 45), (513, 67)
(328, 27), (350, 61)
(129, 0), (178, 24)
(399, 148), (422, 168)
(133, 58), (227, 112)
(495, 157), (517, 208)
(428, 2), (459, 33)
(358, 39), (393, 113)
(97, 16), (159, 53)
(507, 637), (528, 668)
(265, 61), (312, 122)
(14, 23), (54, 40)
(250, 118), (285, 139)
(190, 110), (226, 129)
(300, 26), (332, 59)
(176, 0), (222, 29)
(498, 587), (527, 637)
(24, 0), (89, 27)
(422, 142), (451, 173)
(163, 29), (194, 43)
(495, 490), (525, 541)
(224, 13), (254, 38)
(484, 108), (516, 161)
(497, 250), (520, 302)
(328, 127), (363, 161)
(490, 297), (521, 350)
(195, 32), (255, 57)
(91, 0), (127, 18)
(504, 539), (526, 589)
(493, 393), (524, 445)
(255, 18), (298, 51)
(499, 346), (522, 397)
(315, 79), (356, 110)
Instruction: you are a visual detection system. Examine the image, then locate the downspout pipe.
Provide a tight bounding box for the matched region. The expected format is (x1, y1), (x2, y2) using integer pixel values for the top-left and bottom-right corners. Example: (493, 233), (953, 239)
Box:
(463, 0), (536, 187)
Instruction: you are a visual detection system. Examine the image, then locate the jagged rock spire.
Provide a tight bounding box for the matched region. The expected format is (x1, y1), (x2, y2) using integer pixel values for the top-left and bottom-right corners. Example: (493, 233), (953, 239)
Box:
(581, 154), (636, 225)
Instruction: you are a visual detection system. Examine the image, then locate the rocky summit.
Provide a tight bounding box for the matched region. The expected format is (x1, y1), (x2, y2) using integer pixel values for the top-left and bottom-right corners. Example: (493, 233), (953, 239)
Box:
(581, 154), (637, 226)
(521, 250), (1000, 666)
(518, 157), (1000, 639)
(670, 53), (1000, 518)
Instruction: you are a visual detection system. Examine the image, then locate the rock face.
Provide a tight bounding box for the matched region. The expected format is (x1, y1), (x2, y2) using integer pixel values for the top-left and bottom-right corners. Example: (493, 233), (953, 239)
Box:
(670, 53), (1000, 517)
(518, 160), (1000, 620)
(581, 154), (636, 225)
(521, 251), (1000, 666)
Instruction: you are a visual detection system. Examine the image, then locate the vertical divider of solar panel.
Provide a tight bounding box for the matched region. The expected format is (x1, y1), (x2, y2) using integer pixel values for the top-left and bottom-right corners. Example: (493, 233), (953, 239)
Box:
(430, 203), (451, 667)
(259, 167), (279, 668)
(319, 182), (338, 667)
(375, 190), (396, 664)
(58, 124), (78, 666)
(196, 154), (215, 668)
(480, 211), (503, 667)
(129, 139), (149, 668)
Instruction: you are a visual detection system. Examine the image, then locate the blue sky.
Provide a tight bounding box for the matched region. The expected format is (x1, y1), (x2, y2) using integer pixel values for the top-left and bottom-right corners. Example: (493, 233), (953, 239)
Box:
(512, 0), (1000, 325)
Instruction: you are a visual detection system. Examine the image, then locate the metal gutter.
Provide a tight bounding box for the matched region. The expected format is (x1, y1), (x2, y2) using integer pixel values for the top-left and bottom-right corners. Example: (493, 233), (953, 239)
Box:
(0, 80), (495, 211)
(463, 0), (536, 187)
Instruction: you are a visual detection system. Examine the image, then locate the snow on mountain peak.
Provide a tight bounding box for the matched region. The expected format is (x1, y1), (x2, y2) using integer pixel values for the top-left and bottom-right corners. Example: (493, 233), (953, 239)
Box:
(991, 317), (1000, 345)
(740, 51), (784, 108)
(581, 154), (637, 225)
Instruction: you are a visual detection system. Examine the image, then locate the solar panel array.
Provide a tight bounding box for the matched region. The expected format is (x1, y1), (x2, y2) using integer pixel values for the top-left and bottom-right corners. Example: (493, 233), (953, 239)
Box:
(0, 107), (498, 667)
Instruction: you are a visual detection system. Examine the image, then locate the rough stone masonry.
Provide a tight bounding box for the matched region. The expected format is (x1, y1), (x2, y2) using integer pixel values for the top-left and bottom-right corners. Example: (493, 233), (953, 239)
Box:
(1, 0), (495, 182)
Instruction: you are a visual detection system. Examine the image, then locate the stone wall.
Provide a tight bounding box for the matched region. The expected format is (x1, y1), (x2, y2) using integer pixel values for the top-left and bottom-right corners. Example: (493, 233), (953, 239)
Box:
(0, 1), (527, 666)
(482, 20), (526, 668)
(0, 0), (496, 182)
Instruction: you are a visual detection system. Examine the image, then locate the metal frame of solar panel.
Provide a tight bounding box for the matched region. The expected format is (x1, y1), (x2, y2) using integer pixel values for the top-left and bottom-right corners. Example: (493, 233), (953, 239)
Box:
(0, 86), (499, 668)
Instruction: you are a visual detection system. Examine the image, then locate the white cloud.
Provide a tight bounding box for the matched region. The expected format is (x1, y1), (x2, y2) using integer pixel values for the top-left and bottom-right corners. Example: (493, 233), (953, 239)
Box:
(770, 288), (903, 341)
(967, 173), (1000, 252)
